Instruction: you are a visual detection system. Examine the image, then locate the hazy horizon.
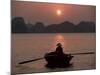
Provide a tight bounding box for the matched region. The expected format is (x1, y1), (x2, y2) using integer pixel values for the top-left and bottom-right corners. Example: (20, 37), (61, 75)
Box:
(11, 1), (96, 25)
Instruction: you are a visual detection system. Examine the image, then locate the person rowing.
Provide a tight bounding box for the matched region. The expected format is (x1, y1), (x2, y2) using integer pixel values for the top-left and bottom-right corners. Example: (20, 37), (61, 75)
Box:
(54, 43), (71, 58)
(55, 43), (64, 56)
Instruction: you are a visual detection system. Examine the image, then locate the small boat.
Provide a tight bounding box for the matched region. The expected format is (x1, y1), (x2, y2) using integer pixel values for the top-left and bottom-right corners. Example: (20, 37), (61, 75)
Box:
(44, 52), (74, 68)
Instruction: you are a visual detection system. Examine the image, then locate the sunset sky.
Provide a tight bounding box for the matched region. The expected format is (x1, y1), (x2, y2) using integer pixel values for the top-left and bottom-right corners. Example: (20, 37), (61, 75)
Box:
(11, 1), (96, 25)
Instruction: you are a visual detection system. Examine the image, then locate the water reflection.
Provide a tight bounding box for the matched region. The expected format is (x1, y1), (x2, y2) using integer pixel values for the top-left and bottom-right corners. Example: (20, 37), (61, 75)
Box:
(52, 34), (65, 50)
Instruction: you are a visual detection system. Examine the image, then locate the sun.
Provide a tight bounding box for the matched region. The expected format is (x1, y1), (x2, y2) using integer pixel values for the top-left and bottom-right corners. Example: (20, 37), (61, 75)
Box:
(57, 9), (62, 16)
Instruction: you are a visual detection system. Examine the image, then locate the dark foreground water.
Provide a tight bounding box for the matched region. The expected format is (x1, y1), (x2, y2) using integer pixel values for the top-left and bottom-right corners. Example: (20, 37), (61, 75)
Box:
(11, 33), (96, 74)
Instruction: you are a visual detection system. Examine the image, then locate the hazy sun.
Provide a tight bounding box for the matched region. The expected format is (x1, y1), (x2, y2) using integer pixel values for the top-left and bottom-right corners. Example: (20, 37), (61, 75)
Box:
(57, 9), (62, 16)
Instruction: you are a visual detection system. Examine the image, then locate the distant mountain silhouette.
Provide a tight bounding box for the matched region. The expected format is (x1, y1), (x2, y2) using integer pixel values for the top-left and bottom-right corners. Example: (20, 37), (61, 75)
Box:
(11, 17), (96, 33)
(45, 21), (75, 33)
(75, 21), (95, 32)
(12, 17), (28, 33)
(32, 22), (45, 33)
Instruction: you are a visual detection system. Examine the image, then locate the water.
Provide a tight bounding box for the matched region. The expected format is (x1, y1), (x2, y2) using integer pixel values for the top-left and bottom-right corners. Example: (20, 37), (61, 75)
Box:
(11, 33), (96, 74)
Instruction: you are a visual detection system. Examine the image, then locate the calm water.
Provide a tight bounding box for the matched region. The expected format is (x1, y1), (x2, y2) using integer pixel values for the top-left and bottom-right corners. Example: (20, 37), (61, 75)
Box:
(11, 33), (96, 74)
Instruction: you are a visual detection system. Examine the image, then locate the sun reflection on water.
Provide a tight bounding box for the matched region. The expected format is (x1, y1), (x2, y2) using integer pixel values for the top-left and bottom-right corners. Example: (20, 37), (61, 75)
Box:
(52, 34), (65, 50)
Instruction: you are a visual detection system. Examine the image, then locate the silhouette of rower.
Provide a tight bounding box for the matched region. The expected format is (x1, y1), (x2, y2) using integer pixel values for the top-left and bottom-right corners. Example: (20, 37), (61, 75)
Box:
(55, 43), (64, 55)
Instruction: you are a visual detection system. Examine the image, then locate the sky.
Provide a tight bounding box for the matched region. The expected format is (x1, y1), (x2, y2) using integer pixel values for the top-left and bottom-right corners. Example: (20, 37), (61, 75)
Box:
(11, 1), (96, 25)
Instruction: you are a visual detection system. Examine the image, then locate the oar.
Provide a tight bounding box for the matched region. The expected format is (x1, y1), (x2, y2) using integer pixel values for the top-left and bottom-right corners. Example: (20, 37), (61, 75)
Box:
(18, 52), (95, 64)
(70, 52), (95, 55)
(19, 57), (44, 64)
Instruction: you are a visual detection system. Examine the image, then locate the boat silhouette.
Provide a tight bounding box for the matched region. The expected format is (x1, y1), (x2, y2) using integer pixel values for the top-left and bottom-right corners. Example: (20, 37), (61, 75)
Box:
(44, 52), (74, 68)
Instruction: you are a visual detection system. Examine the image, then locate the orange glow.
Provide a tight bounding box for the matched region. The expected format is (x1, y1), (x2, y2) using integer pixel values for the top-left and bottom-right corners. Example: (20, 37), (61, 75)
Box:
(52, 34), (65, 50)
(56, 35), (64, 40)
(57, 9), (62, 16)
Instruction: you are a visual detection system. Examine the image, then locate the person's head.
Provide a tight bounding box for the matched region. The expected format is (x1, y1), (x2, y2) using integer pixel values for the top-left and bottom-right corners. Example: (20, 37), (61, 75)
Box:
(56, 43), (62, 47)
